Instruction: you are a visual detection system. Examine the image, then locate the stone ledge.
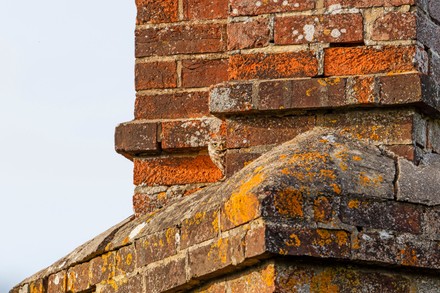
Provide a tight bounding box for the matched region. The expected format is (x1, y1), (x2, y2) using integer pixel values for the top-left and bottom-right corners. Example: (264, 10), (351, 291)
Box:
(12, 128), (440, 292)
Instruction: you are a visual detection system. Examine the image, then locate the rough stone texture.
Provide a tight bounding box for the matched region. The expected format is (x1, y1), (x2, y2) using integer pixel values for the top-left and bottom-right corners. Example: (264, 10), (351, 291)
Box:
(397, 153), (440, 205)
(12, 129), (440, 293)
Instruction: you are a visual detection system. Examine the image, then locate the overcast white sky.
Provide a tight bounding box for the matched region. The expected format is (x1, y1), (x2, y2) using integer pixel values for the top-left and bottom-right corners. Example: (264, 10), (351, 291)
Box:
(0, 1), (136, 290)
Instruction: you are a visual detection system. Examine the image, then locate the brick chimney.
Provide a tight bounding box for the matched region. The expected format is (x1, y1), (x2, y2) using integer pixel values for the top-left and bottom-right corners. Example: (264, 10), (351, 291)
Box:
(12, 0), (440, 292)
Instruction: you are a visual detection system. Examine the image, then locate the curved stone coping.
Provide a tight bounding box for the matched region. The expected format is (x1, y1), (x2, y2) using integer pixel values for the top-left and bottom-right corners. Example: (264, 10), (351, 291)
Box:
(12, 128), (440, 292)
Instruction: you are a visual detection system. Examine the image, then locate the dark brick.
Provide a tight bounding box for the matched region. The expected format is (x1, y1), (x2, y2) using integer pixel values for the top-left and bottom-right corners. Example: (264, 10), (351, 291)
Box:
(275, 14), (363, 45)
(229, 51), (318, 81)
(340, 198), (422, 234)
(182, 59), (228, 88)
(352, 230), (399, 265)
(266, 225), (351, 258)
(379, 74), (422, 105)
(90, 252), (115, 285)
(116, 244), (136, 275)
(67, 262), (90, 292)
(226, 116), (315, 148)
(417, 13), (440, 54)
(181, 209), (219, 249)
(135, 24), (227, 57)
(225, 152), (262, 178)
(48, 271), (66, 293)
(135, 91), (209, 120)
(115, 122), (158, 157)
(429, 0), (440, 23)
(325, 0), (414, 8)
(100, 274), (143, 293)
(228, 18), (270, 50)
(135, 61), (177, 90)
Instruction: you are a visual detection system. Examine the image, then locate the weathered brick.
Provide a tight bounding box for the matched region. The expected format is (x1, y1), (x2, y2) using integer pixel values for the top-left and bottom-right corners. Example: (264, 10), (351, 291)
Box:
(181, 209), (219, 249)
(317, 110), (415, 145)
(228, 18), (270, 50)
(386, 145), (415, 161)
(226, 116), (315, 148)
(313, 196), (333, 223)
(136, 227), (179, 267)
(183, 0), (228, 20)
(428, 119), (440, 153)
(135, 24), (226, 57)
(135, 91), (209, 120)
(417, 13), (440, 54)
(275, 14), (363, 45)
(29, 279), (46, 293)
(161, 118), (224, 150)
(134, 155), (223, 185)
(116, 244), (136, 275)
(182, 59), (228, 88)
(136, 0), (178, 24)
(135, 61), (177, 90)
(115, 122), (158, 157)
(229, 51), (318, 80)
(225, 151), (262, 178)
(67, 262), (90, 292)
(262, 187), (306, 220)
(398, 239), (440, 268)
(325, 0), (414, 8)
(99, 274), (143, 293)
(372, 12), (416, 41)
(230, 0), (315, 16)
(189, 233), (246, 278)
(257, 77), (347, 110)
(228, 263), (275, 293)
(352, 230), (399, 264)
(266, 225), (351, 258)
(340, 198), (422, 234)
(210, 82), (254, 115)
(429, 0), (440, 23)
(324, 46), (416, 76)
(90, 252), (115, 285)
(193, 281), (227, 293)
(379, 74), (422, 105)
(145, 255), (187, 292)
(245, 224), (267, 258)
(48, 271), (66, 293)
(346, 76), (378, 105)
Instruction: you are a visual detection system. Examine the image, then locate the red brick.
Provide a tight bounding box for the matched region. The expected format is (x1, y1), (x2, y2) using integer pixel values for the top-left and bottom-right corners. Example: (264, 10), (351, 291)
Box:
(275, 14), (363, 45)
(182, 59), (228, 88)
(346, 76), (378, 105)
(257, 77), (347, 110)
(135, 61), (177, 90)
(386, 145), (415, 161)
(135, 24), (226, 57)
(229, 52), (318, 80)
(136, 0), (178, 24)
(161, 119), (224, 150)
(324, 46), (416, 76)
(226, 116), (315, 148)
(324, 0), (414, 8)
(372, 12), (416, 41)
(230, 0), (315, 16)
(228, 264), (275, 293)
(134, 155), (223, 185)
(145, 255), (187, 292)
(183, 0), (228, 20)
(228, 18), (270, 50)
(135, 91), (209, 120)
(379, 74), (422, 105)
(115, 122), (158, 157)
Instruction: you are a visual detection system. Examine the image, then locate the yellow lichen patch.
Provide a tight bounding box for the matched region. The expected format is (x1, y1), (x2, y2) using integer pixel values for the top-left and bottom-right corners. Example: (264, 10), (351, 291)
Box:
(359, 172), (384, 187)
(224, 173), (264, 226)
(314, 196), (331, 223)
(314, 229), (333, 246)
(254, 166), (264, 173)
(281, 168), (290, 175)
(320, 169), (336, 180)
(29, 282), (44, 293)
(211, 212), (219, 233)
(280, 154), (287, 160)
(348, 200), (360, 209)
(279, 248), (288, 255)
(285, 233), (301, 247)
(261, 264), (275, 287)
(126, 253), (133, 266)
(335, 231), (349, 247)
(352, 155), (362, 161)
(400, 248), (419, 266)
(352, 236), (360, 250)
(311, 269), (339, 293)
(331, 183), (341, 195)
(274, 187), (304, 218)
(306, 87), (317, 97)
(166, 227), (176, 245)
(208, 238), (229, 264)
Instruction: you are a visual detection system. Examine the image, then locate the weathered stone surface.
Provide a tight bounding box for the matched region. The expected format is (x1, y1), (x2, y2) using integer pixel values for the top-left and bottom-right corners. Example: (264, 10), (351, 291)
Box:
(397, 153), (440, 205)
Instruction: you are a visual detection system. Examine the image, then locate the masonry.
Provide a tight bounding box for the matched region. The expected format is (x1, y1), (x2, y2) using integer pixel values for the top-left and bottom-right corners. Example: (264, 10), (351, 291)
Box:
(11, 0), (440, 292)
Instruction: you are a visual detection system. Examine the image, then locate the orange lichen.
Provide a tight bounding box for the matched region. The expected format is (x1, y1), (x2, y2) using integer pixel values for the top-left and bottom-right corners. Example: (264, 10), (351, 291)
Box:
(314, 196), (331, 223)
(400, 248), (418, 266)
(348, 200), (360, 209)
(285, 233), (302, 247)
(224, 173), (264, 226)
(331, 183), (342, 194)
(311, 270), (339, 293)
(320, 169), (336, 180)
(274, 187), (304, 218)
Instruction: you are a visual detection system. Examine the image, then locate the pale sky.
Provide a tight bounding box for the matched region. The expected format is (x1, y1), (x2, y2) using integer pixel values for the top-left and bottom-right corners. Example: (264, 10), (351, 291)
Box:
(0, 1), (136, 290)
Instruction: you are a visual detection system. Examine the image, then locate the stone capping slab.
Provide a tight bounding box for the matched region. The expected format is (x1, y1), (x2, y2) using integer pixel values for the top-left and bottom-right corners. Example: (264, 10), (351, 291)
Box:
(12, 128), (440, 292)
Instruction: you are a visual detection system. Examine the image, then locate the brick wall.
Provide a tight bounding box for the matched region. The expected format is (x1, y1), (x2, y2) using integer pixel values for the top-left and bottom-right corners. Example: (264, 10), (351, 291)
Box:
(116, 0), (439, 214)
